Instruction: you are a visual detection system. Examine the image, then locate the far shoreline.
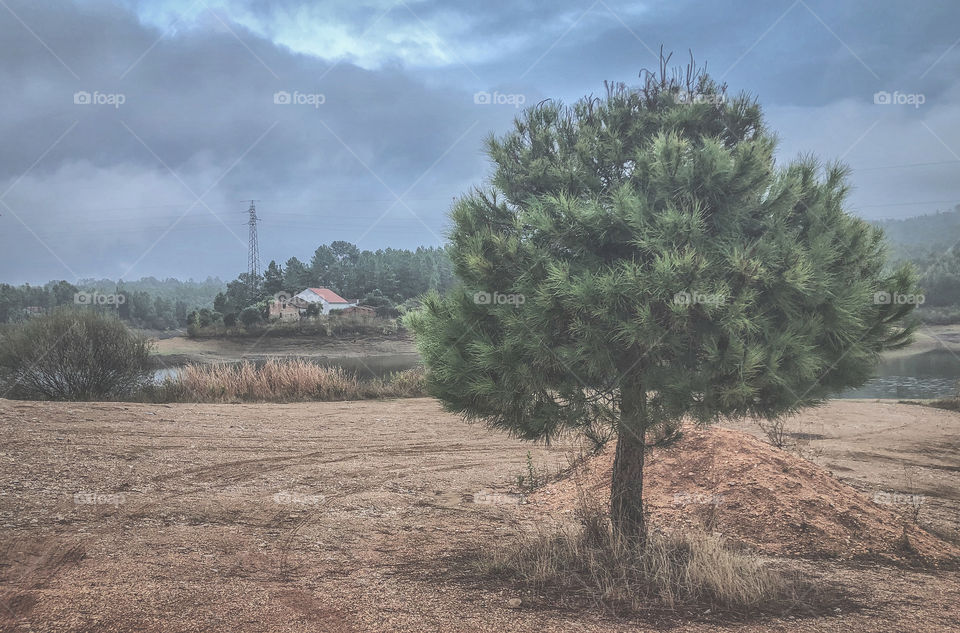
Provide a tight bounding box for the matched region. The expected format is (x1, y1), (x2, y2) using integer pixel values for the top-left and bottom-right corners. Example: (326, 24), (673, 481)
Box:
(148, 330), (418, 367)
(881, 323), (960, 359)
(146, 322), (960, 366)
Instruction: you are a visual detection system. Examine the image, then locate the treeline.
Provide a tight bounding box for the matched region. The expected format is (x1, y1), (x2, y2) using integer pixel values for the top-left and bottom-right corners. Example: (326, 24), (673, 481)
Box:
(210, 241), (454, 323)
(897, 247), (960, 323)
(2, 243), (453, 331)
(81, 277), (224, 310)
(873, 208), (960, 321)
(0, 281), (79, 323)
(0, 278), (223, 329)
(874, 207), (960, 263)
(907, 248), (960, 307)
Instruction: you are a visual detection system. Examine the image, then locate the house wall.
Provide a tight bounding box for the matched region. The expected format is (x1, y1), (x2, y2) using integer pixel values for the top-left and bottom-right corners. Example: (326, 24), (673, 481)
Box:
(294, 290), (319, 304)
(320, 300), (357, 315)
(268, 302), (301, 321)
(292, 290), (356, 315)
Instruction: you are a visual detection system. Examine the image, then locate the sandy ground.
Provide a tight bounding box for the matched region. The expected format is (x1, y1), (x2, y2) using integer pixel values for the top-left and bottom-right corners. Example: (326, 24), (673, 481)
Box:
(152, 333), (417, 366)
(1, 398), (959, 632)
(884, 323), (960, 358)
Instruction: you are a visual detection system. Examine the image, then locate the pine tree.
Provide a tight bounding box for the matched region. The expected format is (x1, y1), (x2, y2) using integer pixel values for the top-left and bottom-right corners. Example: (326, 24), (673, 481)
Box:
(283, 257), (312, 293)
(263, 260), (284, 295)
(407, 55), (919, 541)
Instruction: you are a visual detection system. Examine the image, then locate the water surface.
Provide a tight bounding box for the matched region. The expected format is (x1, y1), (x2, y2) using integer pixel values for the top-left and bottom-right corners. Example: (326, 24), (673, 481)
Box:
(154, 349), (960, 400)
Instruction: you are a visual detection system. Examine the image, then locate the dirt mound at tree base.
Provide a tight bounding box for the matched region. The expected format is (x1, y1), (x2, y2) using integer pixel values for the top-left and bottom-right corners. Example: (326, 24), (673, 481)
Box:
(530, 425), (960, 565)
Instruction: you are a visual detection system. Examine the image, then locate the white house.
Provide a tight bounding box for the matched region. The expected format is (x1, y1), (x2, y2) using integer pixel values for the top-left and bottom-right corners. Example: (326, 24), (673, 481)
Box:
(293, 288), (356, 315)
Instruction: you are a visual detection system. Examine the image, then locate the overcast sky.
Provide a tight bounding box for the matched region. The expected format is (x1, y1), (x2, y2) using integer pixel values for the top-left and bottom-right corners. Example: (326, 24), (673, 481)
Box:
(1, 0), (958, 284)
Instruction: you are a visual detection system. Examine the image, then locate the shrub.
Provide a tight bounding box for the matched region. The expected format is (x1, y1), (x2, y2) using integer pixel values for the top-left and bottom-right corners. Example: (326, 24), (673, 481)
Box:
(239, 306), (262, 328)
(0, 309), (154, 400)
(758, 417), (790, 449)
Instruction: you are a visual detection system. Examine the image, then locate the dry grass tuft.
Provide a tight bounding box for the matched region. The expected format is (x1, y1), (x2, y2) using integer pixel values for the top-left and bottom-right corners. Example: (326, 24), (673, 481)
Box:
(150, 360), (425, 403)
(477, 499), (825, 616)
(923, 397), (960, 411)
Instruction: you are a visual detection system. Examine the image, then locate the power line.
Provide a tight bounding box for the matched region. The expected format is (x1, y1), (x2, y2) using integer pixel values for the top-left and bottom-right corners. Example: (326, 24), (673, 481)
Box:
(852, 199), (959, 209)
(853, 159), (960, 171)
(73, 197), (452, 213)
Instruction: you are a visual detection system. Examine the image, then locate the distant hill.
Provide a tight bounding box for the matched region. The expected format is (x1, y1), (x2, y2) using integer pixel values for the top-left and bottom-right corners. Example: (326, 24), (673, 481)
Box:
(870, 206), (960, 262)
(869, 206), (960, 319)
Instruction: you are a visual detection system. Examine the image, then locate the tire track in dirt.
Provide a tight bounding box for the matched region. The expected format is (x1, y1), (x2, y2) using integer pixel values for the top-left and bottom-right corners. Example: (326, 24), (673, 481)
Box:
(0, 539), (86, 627)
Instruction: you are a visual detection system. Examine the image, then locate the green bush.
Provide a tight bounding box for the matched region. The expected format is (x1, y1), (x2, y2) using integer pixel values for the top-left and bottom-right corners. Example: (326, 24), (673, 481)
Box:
(0, 309), (154, 400)
(239, 306), (262, 328)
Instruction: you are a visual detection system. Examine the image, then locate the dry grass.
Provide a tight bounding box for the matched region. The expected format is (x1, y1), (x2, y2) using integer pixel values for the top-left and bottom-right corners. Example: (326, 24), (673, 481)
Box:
(925, 397), (960, 411)
(897, 397), (960, 412)
(476, 500), (824, 616)
(148, 359), (425, 403)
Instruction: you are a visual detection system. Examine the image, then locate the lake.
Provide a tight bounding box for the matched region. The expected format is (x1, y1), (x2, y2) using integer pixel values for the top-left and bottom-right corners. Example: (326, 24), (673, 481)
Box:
(154, 349), (960, 400)
(838, 349), (960, 400)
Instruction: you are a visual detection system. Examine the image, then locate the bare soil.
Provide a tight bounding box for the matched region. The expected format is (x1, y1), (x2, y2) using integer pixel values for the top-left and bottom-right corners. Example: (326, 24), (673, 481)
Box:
(1, 398), (959, 632)
(884, 323), (960, 358)
(532, 423), (959, 563)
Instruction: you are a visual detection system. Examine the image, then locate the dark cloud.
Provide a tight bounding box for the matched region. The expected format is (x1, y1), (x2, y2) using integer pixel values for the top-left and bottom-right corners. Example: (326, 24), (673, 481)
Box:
(1, 0), (958, 283)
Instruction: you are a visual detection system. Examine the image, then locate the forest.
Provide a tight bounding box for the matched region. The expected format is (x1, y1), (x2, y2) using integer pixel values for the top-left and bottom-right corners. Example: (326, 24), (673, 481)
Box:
(2, 213), (958, 328)
(0, 241), (454, 328)
(211, 240), (454, 322)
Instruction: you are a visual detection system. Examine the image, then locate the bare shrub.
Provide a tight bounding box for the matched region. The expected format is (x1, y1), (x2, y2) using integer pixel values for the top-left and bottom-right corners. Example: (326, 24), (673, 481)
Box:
(648, 419), (683, 447)
(758, 417), (789, 449)
(0, 309), (154, 400)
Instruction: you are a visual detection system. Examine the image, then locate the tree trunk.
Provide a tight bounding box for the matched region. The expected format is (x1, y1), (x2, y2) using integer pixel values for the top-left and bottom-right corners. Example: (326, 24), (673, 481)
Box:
(610, 385), (646, 543)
